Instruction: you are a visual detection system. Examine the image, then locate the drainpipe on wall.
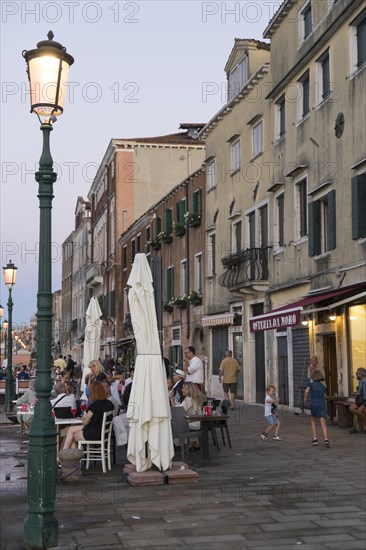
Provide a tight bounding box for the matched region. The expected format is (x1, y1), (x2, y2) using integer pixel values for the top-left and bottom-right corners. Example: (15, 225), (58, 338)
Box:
(186, 180), (190, 340)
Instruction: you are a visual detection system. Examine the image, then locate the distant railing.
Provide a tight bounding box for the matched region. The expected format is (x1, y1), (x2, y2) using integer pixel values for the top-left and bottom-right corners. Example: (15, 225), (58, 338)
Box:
(218, 247), (270, 289)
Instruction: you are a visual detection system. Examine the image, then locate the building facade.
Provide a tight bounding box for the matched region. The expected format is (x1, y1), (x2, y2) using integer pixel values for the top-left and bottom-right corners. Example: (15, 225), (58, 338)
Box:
(201, 1), (366, 404)
(201, 38), (271, 400)
(118, 169), (206, 370)
(86, 124), (205, 358)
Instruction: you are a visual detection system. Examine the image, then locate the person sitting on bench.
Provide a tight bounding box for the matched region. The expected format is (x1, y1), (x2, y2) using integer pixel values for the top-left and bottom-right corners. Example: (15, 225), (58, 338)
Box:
(349, 368), (366, 433)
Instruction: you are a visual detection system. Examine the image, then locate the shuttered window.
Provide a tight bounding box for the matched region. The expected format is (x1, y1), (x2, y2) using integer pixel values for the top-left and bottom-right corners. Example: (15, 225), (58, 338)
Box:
(131, 239), (135, 261)
(164, 208), (173, 234)
(192, 189), (202, 215)
(164, 267), (174, 301)
(292, 328), (310, 409)
(212, 327), (228, 375)
(277, 194), (285, 247)
(308, 190), (336, 256)
(155, 216), (161, 236)
(122, 246), (127, 269)
(176, 199), (186, 224)
(352, 174), (366, 239)
(357, 12), (366, 67)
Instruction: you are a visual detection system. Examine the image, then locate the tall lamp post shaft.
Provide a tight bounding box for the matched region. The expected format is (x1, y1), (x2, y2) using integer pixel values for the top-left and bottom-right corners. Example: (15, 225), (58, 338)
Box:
(24, 123), (58, 548)
(4, 291), (14, 411)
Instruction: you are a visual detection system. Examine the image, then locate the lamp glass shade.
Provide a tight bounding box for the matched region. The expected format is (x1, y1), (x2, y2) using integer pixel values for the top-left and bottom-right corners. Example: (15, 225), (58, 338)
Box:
(23, 32), (74, 117)
(3, 261), (17, 289)
(27, 56), (70, 116)
(3, 321), (8, 330)
(0, 305), (3, 317)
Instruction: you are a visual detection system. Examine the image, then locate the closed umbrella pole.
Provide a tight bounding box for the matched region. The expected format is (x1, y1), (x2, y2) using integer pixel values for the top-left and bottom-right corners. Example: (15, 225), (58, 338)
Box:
(81, 297), (102, 392)
(126, 253), (174, 472)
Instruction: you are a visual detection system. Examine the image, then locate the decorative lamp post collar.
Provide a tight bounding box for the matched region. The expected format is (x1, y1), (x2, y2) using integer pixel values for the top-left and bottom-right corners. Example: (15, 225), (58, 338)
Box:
(3, 261), (17, 289)
(22, 31), (74, 121)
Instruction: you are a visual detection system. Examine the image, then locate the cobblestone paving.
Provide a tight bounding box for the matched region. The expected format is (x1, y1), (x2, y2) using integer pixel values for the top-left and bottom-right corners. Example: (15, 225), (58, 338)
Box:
(0, 404), (365, 549)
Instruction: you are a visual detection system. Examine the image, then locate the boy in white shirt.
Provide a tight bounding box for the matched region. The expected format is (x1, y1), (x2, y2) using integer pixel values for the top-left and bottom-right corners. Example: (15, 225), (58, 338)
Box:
(260, 385), (282, 441)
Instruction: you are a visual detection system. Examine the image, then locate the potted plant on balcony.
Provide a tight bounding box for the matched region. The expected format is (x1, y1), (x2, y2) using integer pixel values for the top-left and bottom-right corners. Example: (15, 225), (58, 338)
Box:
(173, 222), (186, 237)
(162, 300), (173, 312)
(187, 290), (202, 305)
(158, 231), (173, 244)
(146, 236), (161, 250)
(184, 211), (201, 227)
(171, 295), (187, 309)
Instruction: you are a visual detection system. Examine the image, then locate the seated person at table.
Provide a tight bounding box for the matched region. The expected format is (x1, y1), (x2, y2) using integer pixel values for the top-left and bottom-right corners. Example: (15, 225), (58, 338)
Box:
(349, 368), (366, 433)
(170, 381), (205, 431)
(62, 382), (114, 449)
(51, 381), (77, 410)
(101, 379), (121, 414)
(170, 369), (186, 404)
(17, 365), (29, 380)
(16, 379), (36, 432)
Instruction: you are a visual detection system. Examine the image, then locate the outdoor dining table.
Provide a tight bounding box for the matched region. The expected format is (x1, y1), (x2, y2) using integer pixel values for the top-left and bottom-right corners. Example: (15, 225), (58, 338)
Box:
(54, 417), (83, 451)
(187, 414), (229, 460)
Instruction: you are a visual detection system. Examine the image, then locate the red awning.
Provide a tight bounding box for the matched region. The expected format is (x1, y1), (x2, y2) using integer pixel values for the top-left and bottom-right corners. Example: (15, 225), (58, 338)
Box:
(249, 282), (366, 332)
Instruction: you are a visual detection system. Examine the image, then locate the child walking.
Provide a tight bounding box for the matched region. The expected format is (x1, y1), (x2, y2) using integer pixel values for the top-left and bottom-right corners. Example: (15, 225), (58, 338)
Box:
(260, 385), (282, 441)
(304, 369), (330, 448)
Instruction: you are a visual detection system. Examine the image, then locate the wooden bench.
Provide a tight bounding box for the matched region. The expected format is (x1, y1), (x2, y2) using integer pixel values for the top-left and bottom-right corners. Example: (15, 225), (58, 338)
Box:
(335, 400), (354, 428)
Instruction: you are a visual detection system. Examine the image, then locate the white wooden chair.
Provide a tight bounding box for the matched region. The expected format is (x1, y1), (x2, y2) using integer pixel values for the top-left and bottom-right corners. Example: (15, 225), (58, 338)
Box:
(78, 410), (114, 473)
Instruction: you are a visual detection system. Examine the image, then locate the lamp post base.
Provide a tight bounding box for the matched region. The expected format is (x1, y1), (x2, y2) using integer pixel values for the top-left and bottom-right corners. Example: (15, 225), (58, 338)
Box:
(23, 513), (58, 549)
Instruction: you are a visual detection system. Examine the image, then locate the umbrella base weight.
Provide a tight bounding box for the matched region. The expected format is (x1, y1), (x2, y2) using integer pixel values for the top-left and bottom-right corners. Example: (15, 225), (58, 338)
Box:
(124, 462), (199, 485)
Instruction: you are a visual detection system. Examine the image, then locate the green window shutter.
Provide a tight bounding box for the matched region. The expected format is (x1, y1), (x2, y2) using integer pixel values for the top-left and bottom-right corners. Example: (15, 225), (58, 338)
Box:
(146, 226), (151, 242)
(131, 239), (135, 260)
(192, 189), (202, 214)
(352, 175), (366, 239)
(308, 201), (321, 256)
(327, 190), (336, 250)
(164, 209), (173, 234)
(164, 269), (169, 301)
(164, 267), (174, 301)
(156, 216), (161, 236)
(122, 246), (127, 269)
(176, 201), (185, 224)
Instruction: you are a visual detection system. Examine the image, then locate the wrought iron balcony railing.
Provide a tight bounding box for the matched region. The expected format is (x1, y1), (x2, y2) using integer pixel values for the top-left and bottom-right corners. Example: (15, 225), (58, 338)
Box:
(218, 247), (270, 289)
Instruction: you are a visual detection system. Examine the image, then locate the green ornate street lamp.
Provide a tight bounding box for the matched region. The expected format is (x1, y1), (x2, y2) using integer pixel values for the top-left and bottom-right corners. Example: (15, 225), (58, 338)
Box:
(3, 320), (8, 361)
(22, 31), (74, 549)
(3, 261), (17, 412)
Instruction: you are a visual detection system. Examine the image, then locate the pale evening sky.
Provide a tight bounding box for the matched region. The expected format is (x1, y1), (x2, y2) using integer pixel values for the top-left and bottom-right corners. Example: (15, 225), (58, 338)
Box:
(0, 0), (279, 330)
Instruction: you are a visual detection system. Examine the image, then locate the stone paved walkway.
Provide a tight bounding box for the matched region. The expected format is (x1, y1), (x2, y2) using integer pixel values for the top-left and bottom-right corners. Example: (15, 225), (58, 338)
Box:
(0, 404), (365, 549)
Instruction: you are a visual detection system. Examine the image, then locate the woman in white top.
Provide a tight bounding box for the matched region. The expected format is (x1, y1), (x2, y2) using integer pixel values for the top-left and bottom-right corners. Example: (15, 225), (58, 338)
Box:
(51, 381), (77, 409)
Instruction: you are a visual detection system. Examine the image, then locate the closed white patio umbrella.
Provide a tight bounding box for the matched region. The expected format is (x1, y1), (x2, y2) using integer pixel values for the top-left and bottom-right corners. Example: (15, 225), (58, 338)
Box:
(126, 253), (174, 472)
(81, 296), (103, 392)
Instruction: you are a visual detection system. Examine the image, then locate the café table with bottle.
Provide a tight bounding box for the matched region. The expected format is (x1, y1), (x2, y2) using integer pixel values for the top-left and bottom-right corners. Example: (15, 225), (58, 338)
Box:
(187, 400), (229, 460)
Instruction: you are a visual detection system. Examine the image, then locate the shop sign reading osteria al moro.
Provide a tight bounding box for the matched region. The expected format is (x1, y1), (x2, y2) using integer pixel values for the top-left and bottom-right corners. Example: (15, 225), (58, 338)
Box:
(249, 309), (301, 333)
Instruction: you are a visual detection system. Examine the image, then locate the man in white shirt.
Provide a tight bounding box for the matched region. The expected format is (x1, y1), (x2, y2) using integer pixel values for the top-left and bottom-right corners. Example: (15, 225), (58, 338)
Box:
(184, 346), (204, 390)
